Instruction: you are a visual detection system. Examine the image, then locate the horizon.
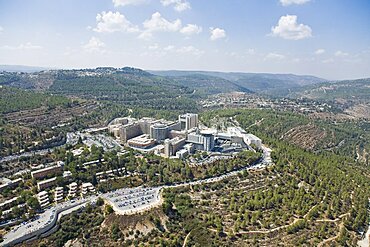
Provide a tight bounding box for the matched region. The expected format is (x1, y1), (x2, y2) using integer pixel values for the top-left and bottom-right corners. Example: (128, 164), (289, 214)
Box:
(0, 0), (370, 80)
(2, 64), (370, 81)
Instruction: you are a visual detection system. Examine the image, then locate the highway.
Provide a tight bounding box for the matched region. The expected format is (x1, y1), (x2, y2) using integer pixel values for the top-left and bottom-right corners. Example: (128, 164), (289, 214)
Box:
(1, 144), (272, 246)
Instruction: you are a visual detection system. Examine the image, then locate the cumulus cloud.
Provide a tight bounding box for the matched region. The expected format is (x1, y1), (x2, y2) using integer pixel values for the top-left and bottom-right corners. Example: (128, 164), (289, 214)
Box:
(210, 27), (226, 41)
(315, 49), (325, 55)
(335, 50), (349, 57)
(139, 12), (181, 39)
(160, 0), (191, 12)
(112, 0), (148, 7)
(265, 52), (285, 60)
(180, 24), (202, 36)
(271, 15), (312, 40)
(0, 42), (42, 50)
(93, 11), (139, 33)
(82, 37), (106, 53)
(280, 0), (310, 6)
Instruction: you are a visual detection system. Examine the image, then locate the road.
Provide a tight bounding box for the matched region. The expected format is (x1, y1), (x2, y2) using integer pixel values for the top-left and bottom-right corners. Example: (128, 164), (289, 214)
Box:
(1, 144), (272, 246)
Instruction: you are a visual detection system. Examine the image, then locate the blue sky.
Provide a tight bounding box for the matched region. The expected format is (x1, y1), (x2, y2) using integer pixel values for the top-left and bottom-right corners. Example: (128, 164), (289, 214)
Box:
(0, 0), (369, 79)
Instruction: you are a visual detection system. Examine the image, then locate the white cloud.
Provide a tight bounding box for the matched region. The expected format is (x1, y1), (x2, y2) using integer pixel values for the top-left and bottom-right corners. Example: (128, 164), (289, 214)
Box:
(0, 42), (42, 50)
(82, 37), (106, 53)
(210, 27), (226, 41)
(335, 50), (349, 57)
(280, 0), (311, 6)
(143, 44), (203, 56)
(176, 46), (204, 56)
(180, 24), (202, 36)
(322, 58), (334, 64)
(265, 52), (285, 60)
(164, 45), (175, 51)
(147, 43), (159, 50)
(93, 11), (139, 33)
(315, 49), (325, 55)
(0, 26), (3, 33)
(271, 15), (312, 40)
(143, 12), (181, 32)
(160, 0), (191, 12)
(247, 49), (255, 54)
(112, 0), (148, 7)
(140, 12), (181, 39)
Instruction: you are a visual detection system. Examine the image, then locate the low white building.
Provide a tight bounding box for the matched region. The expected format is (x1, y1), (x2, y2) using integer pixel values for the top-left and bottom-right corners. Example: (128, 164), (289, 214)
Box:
(176, 149), (189, 159)
(244, 134), (262, 148)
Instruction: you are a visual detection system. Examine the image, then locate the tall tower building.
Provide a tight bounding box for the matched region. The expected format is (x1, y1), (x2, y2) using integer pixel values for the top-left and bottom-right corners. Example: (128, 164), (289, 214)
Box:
(179, 113), (198, 130)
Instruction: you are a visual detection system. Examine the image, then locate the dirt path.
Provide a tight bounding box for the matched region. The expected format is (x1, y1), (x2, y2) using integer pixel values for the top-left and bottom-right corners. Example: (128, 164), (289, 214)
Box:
(316, 213), (350, 223)
(317, 223), (344, 247)
(244, 118), (264, 130)
(182, 230), (192, 247)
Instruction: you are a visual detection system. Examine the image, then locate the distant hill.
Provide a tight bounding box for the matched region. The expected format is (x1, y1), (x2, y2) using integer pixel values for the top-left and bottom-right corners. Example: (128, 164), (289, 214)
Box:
(0, 67), (328, 102)
(288, 78), (370, 119)
(288, 78), (370, 101)
(149, 70), (327, 96)
(0, 65), (50, 72)
(159, 73), (253, 95)
(0, 67), (198, 111)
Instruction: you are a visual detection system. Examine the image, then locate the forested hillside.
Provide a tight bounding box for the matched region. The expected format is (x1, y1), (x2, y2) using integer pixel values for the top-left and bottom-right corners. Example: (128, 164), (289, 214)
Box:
(201, 109), (370, 164)
(0, 86), (71, 114)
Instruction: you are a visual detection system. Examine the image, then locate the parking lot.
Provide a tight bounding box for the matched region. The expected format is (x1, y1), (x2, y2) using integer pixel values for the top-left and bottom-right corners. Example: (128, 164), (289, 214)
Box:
(102, 187), (161, 215)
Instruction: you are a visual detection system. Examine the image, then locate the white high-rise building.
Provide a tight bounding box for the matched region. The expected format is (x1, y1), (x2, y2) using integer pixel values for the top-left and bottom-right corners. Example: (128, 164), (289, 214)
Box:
(179, 113), (198, 130)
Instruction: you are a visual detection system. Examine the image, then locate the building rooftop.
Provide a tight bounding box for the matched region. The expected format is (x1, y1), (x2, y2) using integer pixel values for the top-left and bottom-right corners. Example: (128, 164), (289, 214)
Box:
(245, 134), (261, 141)
(31, 164), (61, 176)
(38, 191), (48, 197)
(37, 177), (57, 186)
(128, 134), (155, 146)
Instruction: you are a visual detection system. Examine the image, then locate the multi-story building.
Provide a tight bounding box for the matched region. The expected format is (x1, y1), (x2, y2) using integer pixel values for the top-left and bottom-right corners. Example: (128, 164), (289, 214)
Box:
(127, 134), (156, 149)
(37, 191), (49, 208)
(150, 121), (181, 142)
(0, 178), (23, 192)
(68, 182), (77, 198)
(31, 164), (63, 180)
(37, 177), (57, 191)
(119, 122), (142, 143)
(108, 117), (129, 126)
(81, 183), (95, 196)
(150, 123), (168, 142)
(54, 187), (64, 203)
(202, 133), (215, 151)
(0, 197), (19, 210)
(138, 118), (160, 134)
(163, 137), (186, 157)
(179, 113), (198, 130)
